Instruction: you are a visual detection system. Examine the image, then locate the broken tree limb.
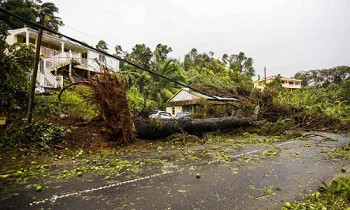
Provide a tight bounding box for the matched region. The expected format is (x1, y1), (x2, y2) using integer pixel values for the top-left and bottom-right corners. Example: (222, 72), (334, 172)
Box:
(134, 117), (259, 140)
(58, 81), (91, 101)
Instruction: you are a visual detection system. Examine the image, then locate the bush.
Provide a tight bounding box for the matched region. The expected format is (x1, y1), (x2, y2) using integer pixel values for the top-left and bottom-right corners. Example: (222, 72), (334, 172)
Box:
(255, 119), (293, 136)
(285, 176), (350, 210)
(0, 120), (67, 153)
(191, 100), (237, 119)
(35, 90), (97, 121)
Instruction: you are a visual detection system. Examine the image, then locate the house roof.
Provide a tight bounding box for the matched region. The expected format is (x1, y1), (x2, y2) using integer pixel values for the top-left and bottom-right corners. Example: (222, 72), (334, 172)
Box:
(254, 76), (302, 83)
(166, 88), (238, 103)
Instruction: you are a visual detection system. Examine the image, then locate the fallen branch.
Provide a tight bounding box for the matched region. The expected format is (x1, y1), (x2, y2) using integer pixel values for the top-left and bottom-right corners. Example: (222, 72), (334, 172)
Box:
(58, 81), (91, 101)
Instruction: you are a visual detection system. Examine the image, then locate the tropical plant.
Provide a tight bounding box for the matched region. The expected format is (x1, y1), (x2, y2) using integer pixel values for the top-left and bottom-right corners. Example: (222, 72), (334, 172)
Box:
(153, 43), (172, 62)
(0, 0), (37, 29)
(38, 2), (63, 32)
(125, 43), (153, 69)
(294, 66), (350, 87)
(149, 59), (186, 108)
(96, 40), (108, 52)
(0, 21), (35, 115)
(0, 0), (63, 31)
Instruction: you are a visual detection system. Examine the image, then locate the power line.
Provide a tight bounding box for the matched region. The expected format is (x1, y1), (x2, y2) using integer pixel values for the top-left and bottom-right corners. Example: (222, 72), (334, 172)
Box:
(63, 24), (100, 42)
(0, 8), (222, 100)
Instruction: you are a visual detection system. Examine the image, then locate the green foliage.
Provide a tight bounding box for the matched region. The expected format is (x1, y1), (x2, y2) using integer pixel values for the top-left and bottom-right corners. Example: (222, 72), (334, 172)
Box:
(35, 90), (97, 121)
(153, 43), (172, 62)
(0, 21), (35, 115)
(117, 43), (256, 111)
(0, 0), (63, 31)
(126, 87), (154, 116)
(191, 100), (236, 118)
(184, 49), (255, 97)
(0, 0), (37, 29)
(150, 59), (187, 108)
(96, 40), (108, 52)
(285, 176), (350, 210)
(1, 88), (94, 152)
(343, 79), (350, 104)
(256, 119), (293, 135)
(125, 44), (153, 69)
(294, 66), (350, 87)
(0, 120), (67, 153)
(278, 85), (349, 119)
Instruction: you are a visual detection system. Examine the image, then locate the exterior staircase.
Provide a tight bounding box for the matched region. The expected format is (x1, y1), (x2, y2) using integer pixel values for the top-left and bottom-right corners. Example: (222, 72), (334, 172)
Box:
(35, 50), (81, 89)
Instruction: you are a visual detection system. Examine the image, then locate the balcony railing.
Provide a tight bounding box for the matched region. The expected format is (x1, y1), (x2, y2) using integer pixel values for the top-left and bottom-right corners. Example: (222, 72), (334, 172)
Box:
(282, 84), (301, 89)
(40, 46), (61, 58)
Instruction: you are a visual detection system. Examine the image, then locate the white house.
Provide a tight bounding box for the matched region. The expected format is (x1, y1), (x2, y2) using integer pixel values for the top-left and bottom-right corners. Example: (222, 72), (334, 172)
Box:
(254, 76), (302, 91)
(165, 88), (238, 118)
(6, 27), (119, 89)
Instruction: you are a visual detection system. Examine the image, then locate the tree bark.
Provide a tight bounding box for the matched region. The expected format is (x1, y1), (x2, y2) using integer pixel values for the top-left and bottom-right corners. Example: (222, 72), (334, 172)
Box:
(134, 117), (258, 139)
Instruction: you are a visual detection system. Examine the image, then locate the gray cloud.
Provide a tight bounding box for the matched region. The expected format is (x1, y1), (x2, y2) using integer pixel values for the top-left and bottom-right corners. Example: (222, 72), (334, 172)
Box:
(51, 0), (350, 78)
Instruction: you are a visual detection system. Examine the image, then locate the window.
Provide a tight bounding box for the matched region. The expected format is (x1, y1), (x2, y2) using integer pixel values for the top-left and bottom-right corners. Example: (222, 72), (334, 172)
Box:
(172, 107), (175, 115)
(183, 106), (191, 113)
(99, 54), (106, 64)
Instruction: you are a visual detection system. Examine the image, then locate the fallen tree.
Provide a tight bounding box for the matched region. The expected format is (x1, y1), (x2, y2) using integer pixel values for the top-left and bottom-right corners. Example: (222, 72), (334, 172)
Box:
(134, 117), (259, 139)
(58, 62), (259, 143)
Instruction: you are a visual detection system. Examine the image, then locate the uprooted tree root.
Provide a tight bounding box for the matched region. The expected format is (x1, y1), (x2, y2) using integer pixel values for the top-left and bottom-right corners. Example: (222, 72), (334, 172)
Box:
(59, 67), (135, 144)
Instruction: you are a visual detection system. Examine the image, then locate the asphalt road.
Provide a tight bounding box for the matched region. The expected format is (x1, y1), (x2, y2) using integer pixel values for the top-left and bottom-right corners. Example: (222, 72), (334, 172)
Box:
(1, 132), (349, 210)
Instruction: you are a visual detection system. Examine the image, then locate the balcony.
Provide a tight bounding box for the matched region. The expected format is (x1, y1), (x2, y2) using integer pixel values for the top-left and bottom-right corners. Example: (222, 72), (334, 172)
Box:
(40, 46), (61, 58)
(282, 83), (301, 89)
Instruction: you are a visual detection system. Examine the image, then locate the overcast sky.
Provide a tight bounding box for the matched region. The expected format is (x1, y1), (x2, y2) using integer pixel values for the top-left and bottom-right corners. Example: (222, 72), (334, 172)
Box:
(51, 0), (350, 78)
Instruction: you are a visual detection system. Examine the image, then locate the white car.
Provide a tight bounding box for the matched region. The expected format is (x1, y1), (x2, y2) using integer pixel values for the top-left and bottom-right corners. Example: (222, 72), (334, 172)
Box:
(149, 110), (172, 119)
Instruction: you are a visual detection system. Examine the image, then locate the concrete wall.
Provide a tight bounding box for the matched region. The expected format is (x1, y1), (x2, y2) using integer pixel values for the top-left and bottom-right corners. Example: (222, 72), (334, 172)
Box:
(105, 55), (119, 71)
(5, 32), (15, 45)
(88, 50), (119, 73)
(87, 50), (100, 72)
(166, 106), (183, 118)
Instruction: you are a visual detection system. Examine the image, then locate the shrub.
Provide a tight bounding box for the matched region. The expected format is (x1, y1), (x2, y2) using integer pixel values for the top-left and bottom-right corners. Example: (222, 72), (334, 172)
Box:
(0, 120), (67, 153)
(285, 176), (350, 209)
(35, 90), (97, 121)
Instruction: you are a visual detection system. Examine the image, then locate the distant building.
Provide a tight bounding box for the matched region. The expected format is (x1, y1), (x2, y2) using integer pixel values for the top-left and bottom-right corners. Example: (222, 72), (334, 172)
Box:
(165, 88), (238, 118)
(6, 27), (119, 89)
(254, 76), (302, 91)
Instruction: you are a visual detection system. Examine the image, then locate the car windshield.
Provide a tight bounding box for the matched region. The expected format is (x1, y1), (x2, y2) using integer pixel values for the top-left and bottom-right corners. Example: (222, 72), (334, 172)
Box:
(151, 111), (159, 114)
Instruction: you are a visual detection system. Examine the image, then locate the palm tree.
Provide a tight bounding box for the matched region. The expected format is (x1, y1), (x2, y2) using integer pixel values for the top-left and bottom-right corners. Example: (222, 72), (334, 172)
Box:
(38, 2), (63, 31)
(150, 59), (187, 107)
(96, 40), (108, 52)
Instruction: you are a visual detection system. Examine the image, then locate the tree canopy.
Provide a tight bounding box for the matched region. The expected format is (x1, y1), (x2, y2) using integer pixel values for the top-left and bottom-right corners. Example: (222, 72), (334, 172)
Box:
(0, 0), (63, 31)
(105, 42), (257, 115)
(0, 20), (35, 113)
(294, 66), (350, 87)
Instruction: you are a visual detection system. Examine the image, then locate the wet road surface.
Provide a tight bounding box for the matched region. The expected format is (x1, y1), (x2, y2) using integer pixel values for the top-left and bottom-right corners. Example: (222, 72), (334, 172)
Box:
(1, 132), (349, 210)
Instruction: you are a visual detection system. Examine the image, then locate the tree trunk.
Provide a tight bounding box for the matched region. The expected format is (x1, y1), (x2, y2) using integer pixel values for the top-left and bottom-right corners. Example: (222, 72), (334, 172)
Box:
(134, 117), (258, 139)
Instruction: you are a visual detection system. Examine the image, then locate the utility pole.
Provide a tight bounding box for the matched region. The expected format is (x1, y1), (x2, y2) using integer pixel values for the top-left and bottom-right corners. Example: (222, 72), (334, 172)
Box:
(264, 66), (267, 84)
(27, 13), (44, 123)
